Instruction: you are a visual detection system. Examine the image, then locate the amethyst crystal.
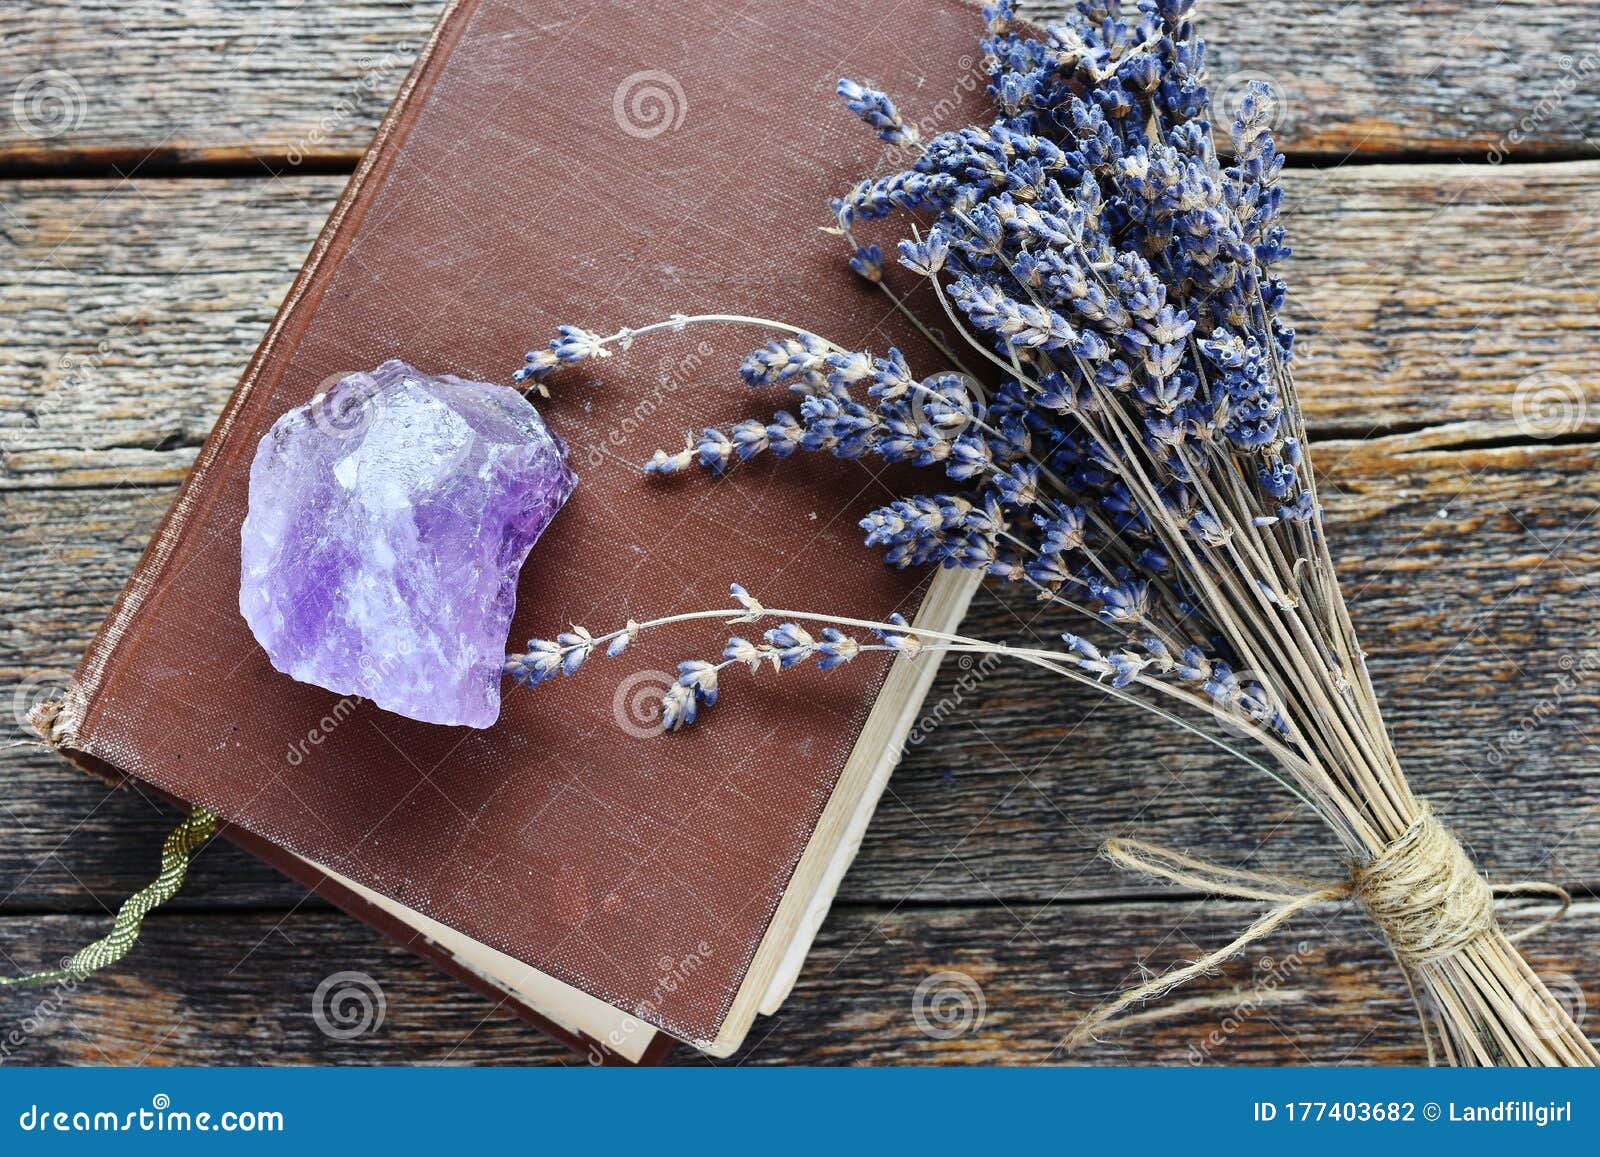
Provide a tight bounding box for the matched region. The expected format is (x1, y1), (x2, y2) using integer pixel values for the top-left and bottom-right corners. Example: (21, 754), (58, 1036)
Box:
(240, 360), (576, 728)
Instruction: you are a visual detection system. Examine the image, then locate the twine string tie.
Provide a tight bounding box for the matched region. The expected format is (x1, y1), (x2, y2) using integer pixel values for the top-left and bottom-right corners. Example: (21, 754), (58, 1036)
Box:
(1064, 806), (1569, 1050)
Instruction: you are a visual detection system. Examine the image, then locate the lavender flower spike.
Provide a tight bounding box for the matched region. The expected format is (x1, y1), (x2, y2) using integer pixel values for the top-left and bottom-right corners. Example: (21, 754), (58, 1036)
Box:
(837, 79), (918, 146)
(501, 0), (1598, 1064)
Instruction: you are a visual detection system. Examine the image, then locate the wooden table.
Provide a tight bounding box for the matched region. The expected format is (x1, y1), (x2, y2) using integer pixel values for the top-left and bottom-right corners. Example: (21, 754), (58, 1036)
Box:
(2, 1), (1598, 1065)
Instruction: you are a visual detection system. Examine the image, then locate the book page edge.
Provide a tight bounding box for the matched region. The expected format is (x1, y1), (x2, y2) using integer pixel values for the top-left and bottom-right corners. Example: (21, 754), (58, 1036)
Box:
(703, 565), (985, 1057)
(293, 854), (658, 1064)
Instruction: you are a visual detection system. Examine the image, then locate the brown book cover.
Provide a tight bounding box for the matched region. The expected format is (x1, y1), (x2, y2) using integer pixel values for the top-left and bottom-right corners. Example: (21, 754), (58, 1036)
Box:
(40, 0), (989, 1060)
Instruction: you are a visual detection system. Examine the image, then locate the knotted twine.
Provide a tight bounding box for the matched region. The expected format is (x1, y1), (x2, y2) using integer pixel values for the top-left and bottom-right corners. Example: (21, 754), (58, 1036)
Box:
(1065, 805), (1571, 1057)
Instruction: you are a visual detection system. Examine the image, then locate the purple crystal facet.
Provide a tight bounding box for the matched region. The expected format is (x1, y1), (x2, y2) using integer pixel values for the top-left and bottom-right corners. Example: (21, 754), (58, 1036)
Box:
(240, 360), (576, 728)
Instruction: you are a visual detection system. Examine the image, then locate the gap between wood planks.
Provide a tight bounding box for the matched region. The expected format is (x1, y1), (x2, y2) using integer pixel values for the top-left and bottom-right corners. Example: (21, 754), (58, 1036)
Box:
(3, 883), (1595, 920)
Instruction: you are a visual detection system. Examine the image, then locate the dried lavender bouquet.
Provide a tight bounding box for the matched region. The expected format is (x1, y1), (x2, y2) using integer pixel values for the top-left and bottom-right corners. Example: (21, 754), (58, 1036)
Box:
(506, 1), (1595, 1065)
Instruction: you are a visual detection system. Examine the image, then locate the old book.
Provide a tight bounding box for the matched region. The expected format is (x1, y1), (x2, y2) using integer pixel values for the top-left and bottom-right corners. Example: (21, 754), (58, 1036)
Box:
(42, 0), (987, 1061)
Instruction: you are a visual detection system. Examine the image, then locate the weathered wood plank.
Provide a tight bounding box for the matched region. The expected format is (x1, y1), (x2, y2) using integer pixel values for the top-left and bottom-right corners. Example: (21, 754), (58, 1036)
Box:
(0, 177), (318, 490)
(0, 0), (433, 172)
(1044, 1), (1600, 162)
(3, 0), (1596, 1071)
(4, 164), (1599, 488)
(5, 434), (1599, 909)
(1, 900), (1593, 1064)
(2, 2), (1596, 170)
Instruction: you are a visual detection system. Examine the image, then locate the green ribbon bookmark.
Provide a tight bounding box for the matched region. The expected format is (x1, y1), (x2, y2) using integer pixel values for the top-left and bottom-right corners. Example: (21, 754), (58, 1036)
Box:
(1, 807), (217, 989)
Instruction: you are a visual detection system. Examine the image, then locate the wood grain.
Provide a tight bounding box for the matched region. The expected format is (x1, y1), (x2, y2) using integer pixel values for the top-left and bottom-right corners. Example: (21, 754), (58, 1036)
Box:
(2, 899), (1593, 1064)
(3, 2), (1598, 170)
(3, 163), (1599, 491)
(0, 0), (433, 173)
(5, 434), (1599, 912)
(3, 0), (1598, 1068)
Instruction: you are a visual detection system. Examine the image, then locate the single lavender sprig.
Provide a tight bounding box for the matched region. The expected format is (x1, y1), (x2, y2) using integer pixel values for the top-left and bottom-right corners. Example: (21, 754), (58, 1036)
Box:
(504, 585), (1306, 788)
